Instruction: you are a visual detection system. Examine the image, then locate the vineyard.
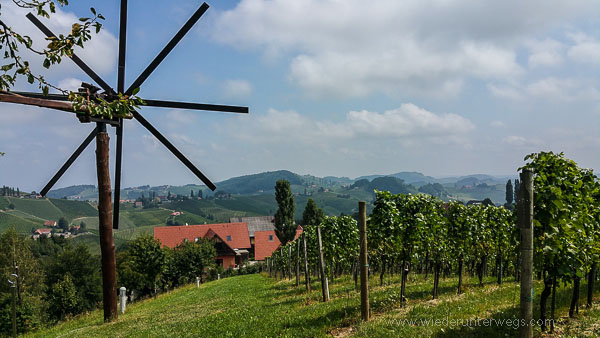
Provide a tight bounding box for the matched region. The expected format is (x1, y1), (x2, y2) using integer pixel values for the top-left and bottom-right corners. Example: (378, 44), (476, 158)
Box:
(267, 152), (600, 334)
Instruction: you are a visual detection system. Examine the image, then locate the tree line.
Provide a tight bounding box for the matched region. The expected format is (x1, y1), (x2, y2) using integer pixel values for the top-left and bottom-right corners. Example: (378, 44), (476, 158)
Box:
(0, 230), (245, 335)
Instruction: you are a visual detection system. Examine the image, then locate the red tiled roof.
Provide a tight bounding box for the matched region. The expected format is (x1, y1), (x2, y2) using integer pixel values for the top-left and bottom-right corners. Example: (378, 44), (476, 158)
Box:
(35, 228), (52, 234)
(44, 221), (56, 226)
(254, 227), (303, 261)
(154, 222), (250, 249)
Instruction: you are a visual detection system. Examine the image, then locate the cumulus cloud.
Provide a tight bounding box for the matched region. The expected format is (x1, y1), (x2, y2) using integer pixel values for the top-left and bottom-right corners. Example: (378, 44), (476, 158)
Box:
(489, 77), (600, 102)
(224, 103), (474, 147)
(526, 39), (564, 68)
(222, 79), (253, 98)
(567, 32), (600, 65)
(212, 0), (595, 98)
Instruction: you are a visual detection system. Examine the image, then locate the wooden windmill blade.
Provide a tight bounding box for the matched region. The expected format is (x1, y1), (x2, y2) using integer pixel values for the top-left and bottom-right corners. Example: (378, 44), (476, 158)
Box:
(5, 2), (249, 320)
(113, 0), (128, 231)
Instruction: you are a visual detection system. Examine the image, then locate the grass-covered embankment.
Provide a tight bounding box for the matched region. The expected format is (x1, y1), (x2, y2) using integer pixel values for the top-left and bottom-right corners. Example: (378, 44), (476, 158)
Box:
(26, 273), (600, 337)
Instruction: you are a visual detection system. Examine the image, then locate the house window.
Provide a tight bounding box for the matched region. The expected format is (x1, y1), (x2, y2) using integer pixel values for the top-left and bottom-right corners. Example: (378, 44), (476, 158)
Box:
(227, 235), (232, 241)
(194, 237), (199, 243)
(269, 234), (274, 241)
(183, 238), (188, 243)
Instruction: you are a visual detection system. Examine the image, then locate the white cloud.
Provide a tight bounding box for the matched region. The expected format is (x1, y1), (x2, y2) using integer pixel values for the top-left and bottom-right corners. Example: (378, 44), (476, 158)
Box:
(489, 77), (600, 102)
(490, 120), (506, 128)
(224, 103), (474, 147)
(567, 32), (600, 65)
(213, 0), (595, 98)
(526, 77), (600, 101)
(1, 2), (117, 87)
(526, 39), (564, 68)
(502, 135), (543, 147)
(222, 79), (253, 98)
(57, 78), (85, 92)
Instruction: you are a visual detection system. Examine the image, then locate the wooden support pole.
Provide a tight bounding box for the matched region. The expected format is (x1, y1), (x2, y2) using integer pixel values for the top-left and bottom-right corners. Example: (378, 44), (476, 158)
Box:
(303, 233), (310, 293)
(96, 123), (118, 322)
(317, 225), (329, 302)
(518, 169), (534, 338)
(359, 201), (370, 321)
(295, 239), (300, 287)
(288, 245), (292, 281)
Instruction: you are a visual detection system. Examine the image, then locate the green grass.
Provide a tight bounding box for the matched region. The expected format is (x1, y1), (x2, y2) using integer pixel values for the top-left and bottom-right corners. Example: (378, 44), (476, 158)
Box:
(49, 198), (97, 220)
(5, 197), (63, 221)
(113, 225), (156, 242)
(124, 208), (173, 227)
(25, 272), (600, 337)
(0, 212), (41, 233)
(0, 196), (10, 210)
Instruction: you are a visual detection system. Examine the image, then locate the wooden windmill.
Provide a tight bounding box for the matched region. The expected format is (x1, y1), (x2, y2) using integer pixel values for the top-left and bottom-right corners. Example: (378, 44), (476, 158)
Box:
(0, 1), (247, 321)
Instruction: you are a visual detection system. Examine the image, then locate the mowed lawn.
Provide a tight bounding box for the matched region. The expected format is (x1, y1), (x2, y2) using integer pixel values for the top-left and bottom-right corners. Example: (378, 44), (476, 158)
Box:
(26, 273), (600, 337)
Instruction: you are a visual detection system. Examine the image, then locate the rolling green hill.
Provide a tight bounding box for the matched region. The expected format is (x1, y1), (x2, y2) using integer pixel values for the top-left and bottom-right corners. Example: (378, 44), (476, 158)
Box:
(49, 198), (97, 220)
(5, 197), (63, 221)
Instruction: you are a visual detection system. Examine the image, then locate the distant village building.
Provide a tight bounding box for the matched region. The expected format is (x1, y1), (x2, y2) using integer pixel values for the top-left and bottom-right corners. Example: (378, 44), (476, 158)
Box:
(154, 223), (251, 269)
(33, 228), (52, 239)
(229, 216), (303, 261)
(44, 220), (57, 227)
(155, 218), (304, 267)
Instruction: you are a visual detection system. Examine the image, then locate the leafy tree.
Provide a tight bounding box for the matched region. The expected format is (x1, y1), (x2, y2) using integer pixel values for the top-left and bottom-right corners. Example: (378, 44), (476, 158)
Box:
(481, 198), (494, 206)
(119, 235), (166, 297)
(513, 179), (520, 204)
(505, 179), (513, 205)
(47, 273), (79, 320)
(58, 217), (68, 231)
(8, 203), (14, 209)
(0, 293), (41, 335)
(79, 221), (86, 230)
(169, 239), (216, 286)
(301, 198), (324, 228)
(0, 227), (44, 297)
(45, 244), (101, 317)
(274, 179), (296, 244)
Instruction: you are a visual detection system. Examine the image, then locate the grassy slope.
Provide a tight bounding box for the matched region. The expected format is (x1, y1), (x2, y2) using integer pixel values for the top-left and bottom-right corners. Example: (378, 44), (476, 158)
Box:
(27, 273), (600, 338)
(0, 212), (40, 233)
(49, 198), (97, 220)
(6, 197), (63, 221)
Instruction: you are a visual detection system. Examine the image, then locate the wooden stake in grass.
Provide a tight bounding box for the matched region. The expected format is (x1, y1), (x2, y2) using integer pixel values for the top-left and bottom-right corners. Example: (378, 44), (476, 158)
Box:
(317, 225), (329, 302)
(359, 201), (369, 321)
(295, 239), (300, 287)
(518, 169), (534, 338)
(303, 233), (310, 293)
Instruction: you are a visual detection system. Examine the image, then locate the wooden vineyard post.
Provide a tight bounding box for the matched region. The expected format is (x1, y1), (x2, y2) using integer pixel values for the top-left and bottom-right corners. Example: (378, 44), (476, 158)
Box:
(317, 225), (329, 302)
(359, 201), (370, 321)
(295, 239), (300, 287)
(288, 245), (292, 281)
(518, 169), (534, 338)
(303, 233), (311, 293)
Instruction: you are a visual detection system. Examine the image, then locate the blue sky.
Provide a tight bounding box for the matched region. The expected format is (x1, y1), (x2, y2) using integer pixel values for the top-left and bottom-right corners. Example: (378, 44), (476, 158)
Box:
(1, 0), (600, 192)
